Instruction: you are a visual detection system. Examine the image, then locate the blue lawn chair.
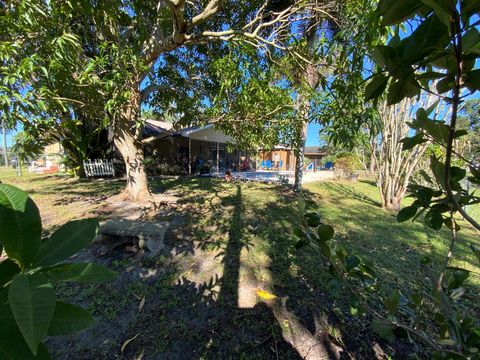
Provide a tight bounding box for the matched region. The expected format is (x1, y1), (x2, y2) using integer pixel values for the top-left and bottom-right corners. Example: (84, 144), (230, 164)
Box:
(279, 160), (283, 170)
(261, 160), (265, 169)
(265, 159), (272, 170)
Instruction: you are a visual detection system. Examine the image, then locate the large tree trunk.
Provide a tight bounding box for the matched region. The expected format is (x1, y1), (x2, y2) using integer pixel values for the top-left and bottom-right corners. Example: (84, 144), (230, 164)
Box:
(293, 122), (307, 192)
(114, 90), (150, 201)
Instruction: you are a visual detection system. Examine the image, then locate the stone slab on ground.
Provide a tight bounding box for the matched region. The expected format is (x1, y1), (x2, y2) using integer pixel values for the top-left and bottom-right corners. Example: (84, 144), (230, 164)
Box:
(98, 219), (169, 257)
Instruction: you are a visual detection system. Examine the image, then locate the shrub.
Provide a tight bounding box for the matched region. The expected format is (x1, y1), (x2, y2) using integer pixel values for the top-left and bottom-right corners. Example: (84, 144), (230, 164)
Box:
(0, 184), (117, 358)
(334, 154), (361, 180)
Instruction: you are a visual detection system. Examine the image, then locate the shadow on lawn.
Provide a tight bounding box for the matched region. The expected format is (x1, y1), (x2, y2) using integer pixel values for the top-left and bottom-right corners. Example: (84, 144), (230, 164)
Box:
(48, 178), (478, 359)
(322, 181), (381, 207)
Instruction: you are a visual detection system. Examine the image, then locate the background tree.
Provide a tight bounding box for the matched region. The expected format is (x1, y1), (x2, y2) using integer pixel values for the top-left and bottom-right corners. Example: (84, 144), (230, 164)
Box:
(3, 0), (332, 201)
(370, 94), (438, 210)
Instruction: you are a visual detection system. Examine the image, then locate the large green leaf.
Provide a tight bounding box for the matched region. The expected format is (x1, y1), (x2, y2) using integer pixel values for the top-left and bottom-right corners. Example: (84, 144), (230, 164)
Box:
(365, 73), (389, 101)
(47, 301), (95, 336)
(465, 69), (480, 92)
(44, 262), (117, 283)
(0, 184), (42, 267)
(419, 0), (452, 26)
(387, 78), (420, 105)
(0, 308), (51, 359)
(8, 274), (56, 355)
(425, 210), (443, 230)
(397, 205), (418, 222)
(0, 303), (50, 359)
(317, 224), (334, 242)
(378, 0), (423, 25)
(399, 14), (450, 65)
(33, 219), (99, 268)
(400, 133), (427, 150)
(0, 259), (20, 287)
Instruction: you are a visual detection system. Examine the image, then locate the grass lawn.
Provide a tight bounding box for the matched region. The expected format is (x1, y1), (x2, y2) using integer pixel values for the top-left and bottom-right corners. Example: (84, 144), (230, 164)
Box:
(1, 170), (479, 359)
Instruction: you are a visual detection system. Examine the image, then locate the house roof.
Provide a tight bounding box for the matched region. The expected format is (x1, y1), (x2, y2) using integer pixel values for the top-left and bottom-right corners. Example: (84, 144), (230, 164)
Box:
(143, 120), (233, 143)
(304, 146), (327, 155)
(144, 119), (174, 137)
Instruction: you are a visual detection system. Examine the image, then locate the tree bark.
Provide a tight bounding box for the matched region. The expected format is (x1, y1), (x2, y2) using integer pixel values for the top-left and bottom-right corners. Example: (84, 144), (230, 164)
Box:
(374, 98), (432, 211)
(293, 91), (309, 192)
(114, 89), (151, 201)
(369, 152), (375, 175)
(293, 122), (307, 192)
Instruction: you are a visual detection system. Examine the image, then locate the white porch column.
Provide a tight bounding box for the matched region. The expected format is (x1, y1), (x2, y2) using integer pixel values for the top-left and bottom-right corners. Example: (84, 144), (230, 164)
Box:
(188, 137), (192, 175)
(216, 141), (220, 172)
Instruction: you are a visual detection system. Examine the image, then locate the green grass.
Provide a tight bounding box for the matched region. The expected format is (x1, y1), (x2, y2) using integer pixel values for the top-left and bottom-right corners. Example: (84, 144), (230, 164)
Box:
(2, 171), (479, 357)
(0, 167), (124, 231)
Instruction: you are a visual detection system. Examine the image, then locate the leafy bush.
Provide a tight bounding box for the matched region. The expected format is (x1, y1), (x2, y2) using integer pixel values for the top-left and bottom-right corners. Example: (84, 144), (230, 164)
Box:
(294, 201), (480, 358)
(333, 154), (361, 180)
(0, 184), (117, 358)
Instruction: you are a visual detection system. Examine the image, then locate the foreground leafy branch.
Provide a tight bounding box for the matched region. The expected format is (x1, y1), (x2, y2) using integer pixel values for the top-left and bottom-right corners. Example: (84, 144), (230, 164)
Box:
(0, 184), (117, 358)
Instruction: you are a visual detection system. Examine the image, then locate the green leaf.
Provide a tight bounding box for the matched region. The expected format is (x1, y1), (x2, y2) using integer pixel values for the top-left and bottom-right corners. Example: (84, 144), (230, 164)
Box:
(431, 156), (446, 189)
(470, 245), (480, 266)
(378, 0), (423, 25)
(317, 224), (334, 242)
(400, 133), (427, 150)
(463, 28), (480, 53)
(0, 306), (51, 359)
(436, 74), (455, 93)
(446, 267), (470, 290)
(365, 73), (389, 101)
(450, 167), (466, 182)
(0, 259), (20, 287)
(425, 210), (443, 230)
(0, 184), (42, 267)
(346, 255), (360, 272)
(47, 301), (95, 336)
(399, 14), (450, 65)
(372, 317), (395, 341)
(44, 262), (117, 283)
(411, 292), (424, 307)
(465, 69), (480, 92)
(419, 0), (452, 26)
(417, 71), (447, 81)
(397, 205), (418, 222)
(304, 213), (321, 227)
(383, 289), (401, 314)
(8, 274), (56, 355)
(453, 129), (468, 138)
(387, 79), (420, 105)
(295, 238), (310, 249)
(34, 219), (99, 268)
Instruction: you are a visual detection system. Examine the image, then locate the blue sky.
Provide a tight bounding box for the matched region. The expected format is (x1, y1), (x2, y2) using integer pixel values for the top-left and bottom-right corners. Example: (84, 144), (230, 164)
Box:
(2, 121), (325, 147)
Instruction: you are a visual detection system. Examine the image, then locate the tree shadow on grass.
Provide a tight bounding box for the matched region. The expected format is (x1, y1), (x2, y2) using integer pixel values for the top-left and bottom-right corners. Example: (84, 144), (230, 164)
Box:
(48, 182), (302, 359)
(322, 181), (381, 207)
(46, 178), (479, 359)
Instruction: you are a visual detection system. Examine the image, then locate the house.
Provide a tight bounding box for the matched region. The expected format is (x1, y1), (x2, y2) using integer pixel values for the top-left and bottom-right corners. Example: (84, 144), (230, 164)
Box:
(144, 120), (327, 174)
(29, 142), (64, 174)
(144, 120), (253, 174)
(258, 145), (294, 171)
(257, 145), (327, 171)
(304, 146), (327, 168)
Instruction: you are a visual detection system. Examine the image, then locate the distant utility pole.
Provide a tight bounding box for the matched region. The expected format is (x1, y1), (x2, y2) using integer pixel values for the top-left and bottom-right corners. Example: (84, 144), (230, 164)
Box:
(1, 118), (8, 167)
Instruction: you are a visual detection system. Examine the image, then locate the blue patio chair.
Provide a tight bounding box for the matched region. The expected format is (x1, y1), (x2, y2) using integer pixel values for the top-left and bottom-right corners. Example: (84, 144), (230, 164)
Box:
(265, 159), (272, 170)
(325, 161), (334, 170)
(279, 160), (283, 170)
(261, 160), (265, 169)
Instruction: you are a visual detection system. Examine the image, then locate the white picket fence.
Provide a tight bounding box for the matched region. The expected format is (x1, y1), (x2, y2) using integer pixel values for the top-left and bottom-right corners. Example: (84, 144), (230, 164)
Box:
(83, 159), (115, 177)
